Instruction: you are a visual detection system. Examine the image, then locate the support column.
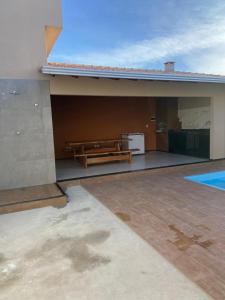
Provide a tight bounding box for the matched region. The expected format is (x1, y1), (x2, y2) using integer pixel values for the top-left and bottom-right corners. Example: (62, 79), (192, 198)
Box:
(210, 95), (225, 159)
(0, 79), (56, 190)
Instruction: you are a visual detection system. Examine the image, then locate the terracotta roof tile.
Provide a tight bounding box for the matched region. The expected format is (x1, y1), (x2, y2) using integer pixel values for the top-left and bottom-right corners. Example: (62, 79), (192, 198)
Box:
(48, 62), (224, 78)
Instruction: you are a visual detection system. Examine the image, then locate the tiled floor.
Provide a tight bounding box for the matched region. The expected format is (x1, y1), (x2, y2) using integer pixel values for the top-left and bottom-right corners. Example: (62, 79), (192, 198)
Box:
(56, 151), (207, 180)
(81, 160), (225, 300)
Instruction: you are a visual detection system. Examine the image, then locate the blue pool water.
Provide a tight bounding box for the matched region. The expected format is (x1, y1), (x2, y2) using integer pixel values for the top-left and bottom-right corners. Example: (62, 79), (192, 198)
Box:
(185, 170), (225, 191)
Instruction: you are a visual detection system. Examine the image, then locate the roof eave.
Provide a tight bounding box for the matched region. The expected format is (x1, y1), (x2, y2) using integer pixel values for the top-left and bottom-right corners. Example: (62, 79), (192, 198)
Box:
(41, 65), (225, 84)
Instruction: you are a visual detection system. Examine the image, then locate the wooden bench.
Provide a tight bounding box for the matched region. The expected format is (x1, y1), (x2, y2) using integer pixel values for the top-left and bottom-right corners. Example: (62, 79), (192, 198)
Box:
(73, 150), (132, 168)
(64, 139), (137, 168)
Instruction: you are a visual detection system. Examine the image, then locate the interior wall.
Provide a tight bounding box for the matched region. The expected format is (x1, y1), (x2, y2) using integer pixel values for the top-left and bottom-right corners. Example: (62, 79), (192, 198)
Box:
(51, 96), (157, 159)
(156, 98), (180, 151)
(178, 97), (210, 129)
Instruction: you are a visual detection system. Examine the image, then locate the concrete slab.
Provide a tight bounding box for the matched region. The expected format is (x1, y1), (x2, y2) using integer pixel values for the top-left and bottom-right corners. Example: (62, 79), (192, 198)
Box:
(0, 186), (211, 300)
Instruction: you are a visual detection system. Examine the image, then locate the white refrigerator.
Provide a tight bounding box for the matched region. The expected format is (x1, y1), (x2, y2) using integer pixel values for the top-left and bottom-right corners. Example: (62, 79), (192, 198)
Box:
(122, 133), (145, 155)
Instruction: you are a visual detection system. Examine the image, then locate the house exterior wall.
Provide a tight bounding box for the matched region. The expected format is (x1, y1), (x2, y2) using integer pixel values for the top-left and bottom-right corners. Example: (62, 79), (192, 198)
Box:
(0, 80), (56, 189)
(0, 0), (61, 189)
(50, 76), (225, 98)
(1, 0), (225, 189)
(0, 0), (62, 79)
(50, 76), (225, 160)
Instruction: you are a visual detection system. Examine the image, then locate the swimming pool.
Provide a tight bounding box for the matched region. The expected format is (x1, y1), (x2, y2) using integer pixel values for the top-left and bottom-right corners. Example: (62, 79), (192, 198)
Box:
(185, 170), (225, 191)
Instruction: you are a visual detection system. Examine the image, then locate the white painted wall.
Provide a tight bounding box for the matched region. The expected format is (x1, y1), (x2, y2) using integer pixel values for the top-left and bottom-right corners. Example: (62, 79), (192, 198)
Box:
(178, 97), (210, 129)
(210, 95), (225, 159)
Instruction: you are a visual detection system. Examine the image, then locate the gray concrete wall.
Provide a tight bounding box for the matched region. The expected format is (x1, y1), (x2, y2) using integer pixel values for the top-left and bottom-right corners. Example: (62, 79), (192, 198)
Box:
(0, 79), (56, 190)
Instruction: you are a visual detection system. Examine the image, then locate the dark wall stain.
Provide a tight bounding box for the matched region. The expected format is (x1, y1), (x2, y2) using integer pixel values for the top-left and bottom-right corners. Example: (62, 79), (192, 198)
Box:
(168, 224), (213, 251)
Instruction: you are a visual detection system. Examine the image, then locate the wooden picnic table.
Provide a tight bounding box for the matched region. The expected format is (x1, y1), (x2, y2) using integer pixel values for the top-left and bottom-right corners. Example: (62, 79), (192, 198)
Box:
(66, 138), (130, 153)
(66, 138), (130, 147)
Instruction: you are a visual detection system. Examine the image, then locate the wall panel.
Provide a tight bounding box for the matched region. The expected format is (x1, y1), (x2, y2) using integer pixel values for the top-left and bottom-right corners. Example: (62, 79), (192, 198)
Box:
(51, 96), (156, 159)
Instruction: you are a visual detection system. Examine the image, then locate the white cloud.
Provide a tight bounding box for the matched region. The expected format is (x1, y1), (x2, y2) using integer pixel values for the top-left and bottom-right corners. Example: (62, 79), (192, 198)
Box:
(186, 47), (225, 75)
(50, 2), (225, 74)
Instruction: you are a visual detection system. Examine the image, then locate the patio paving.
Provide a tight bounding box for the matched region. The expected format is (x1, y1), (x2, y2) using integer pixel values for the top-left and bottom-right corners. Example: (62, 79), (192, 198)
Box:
(0, 186), (210, 300)
(82, 160), (225, 300)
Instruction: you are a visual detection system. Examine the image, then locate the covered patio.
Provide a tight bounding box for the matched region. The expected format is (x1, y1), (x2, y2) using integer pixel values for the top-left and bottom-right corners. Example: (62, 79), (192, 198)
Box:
(51, 94), (210, 181)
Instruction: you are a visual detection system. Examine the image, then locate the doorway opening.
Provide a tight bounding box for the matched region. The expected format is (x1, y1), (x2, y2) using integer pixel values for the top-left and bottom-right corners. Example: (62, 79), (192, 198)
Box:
(51, 95), (210, 180)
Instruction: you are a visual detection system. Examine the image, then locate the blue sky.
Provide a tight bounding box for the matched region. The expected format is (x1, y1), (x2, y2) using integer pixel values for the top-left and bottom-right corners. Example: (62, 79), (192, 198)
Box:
(49, 0), (225, 74)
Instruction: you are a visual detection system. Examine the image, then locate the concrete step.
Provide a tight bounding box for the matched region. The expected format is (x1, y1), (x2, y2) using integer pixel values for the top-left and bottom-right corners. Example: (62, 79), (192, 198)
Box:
(0, 183), (68, 215)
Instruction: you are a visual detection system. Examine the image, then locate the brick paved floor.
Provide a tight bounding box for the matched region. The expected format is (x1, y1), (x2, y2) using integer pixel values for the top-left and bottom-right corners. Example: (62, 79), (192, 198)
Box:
(81, 160), (225, 300)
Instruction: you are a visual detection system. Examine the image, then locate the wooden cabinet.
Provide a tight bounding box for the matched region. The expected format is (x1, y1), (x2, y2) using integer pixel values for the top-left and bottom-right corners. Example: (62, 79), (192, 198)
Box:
(168, 129), (210, 158)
